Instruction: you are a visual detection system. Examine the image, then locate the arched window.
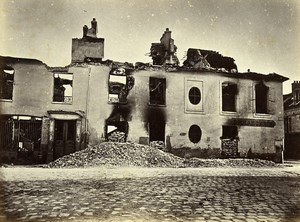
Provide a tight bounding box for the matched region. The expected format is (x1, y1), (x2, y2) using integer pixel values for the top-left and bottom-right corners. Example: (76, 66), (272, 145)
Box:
(255, 82), (269, 114)
(188, 87), (201, 105)
(188, 125), (202, 143)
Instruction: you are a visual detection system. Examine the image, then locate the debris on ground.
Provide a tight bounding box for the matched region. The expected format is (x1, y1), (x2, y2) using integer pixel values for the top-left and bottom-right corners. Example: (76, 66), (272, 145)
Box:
(48, 142), (278, 168)
(107, 131), (126, 142)
(149, 141), (165, 150)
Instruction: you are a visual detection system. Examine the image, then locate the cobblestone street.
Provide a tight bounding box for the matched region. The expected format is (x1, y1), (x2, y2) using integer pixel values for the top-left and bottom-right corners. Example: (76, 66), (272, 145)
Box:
(0, 164), (300, 222)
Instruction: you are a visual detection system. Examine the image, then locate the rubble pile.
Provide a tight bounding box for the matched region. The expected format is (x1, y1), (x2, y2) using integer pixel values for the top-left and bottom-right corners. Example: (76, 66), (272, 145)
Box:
(107, 131), (126, 142)
(150, 141), (165, 150)
(48, 142), (279, 168)
(48, 142), (183, 168)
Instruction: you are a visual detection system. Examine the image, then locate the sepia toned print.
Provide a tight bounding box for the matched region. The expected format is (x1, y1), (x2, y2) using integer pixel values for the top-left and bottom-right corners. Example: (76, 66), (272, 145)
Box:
(0, 0), (299, 221)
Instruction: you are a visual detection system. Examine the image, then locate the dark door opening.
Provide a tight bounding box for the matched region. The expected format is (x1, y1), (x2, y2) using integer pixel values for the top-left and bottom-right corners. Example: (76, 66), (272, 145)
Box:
(149, 116), (165, 142)
(54, 120), (76, 159)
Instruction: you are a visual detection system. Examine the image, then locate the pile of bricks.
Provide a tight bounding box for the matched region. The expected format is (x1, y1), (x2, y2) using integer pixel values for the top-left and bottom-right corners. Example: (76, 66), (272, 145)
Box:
(107, 131), (126, 142)
(150, 141), (165, 150)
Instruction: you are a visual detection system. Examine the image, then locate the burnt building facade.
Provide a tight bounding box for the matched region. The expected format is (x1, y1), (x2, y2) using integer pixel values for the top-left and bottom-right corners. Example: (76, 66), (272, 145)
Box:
(0, 19), (288, 164)
(284, 81), (300, 159)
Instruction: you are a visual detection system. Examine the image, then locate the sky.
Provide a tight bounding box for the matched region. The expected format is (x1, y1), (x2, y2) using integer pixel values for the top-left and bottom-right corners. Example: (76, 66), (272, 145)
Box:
(0, 0), (299, 94)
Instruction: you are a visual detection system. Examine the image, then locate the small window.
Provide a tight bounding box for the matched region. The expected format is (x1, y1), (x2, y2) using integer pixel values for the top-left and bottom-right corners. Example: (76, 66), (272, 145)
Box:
(188, 125), (202, 143)
(221, 125), (238, 139)
(53, 73), (73, 103)
(0, 66), (14, 100)
(149, 77), (166, 105)
(188, 87), (201, 105)
(255, 82), (269, 114)
(222, 82), (237, 112)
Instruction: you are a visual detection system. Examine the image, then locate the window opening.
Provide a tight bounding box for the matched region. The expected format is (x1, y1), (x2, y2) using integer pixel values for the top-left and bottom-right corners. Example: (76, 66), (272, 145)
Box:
(188, 125), (202, 143)
(0, 65), (14, 100)
(53, 73), (73, 103)
(255, 82), (269, 114)
(221, 125), (238, 139)
(222, 82), (237, 112)
(188, 87), (201, 105)
(149, 77), (166, 105)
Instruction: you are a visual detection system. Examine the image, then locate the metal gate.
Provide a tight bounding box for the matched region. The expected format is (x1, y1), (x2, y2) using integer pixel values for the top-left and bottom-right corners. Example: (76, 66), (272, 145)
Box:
(0, 117), (42, 164)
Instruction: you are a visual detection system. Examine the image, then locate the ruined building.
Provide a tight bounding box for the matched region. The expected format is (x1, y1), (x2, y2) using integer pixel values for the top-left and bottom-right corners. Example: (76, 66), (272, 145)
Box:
(284, 81), (300, 159)
(0, 19), (288, 164)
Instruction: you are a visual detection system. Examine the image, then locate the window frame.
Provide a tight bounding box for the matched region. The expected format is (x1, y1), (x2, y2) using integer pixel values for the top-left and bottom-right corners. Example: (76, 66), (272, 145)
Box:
(149, 77), (166, 106)
(221, 81), (238, 113)
(255, 82), (269, 114)
(0, 66), (14, 101)
(188, 87), (201, 105)
(185, 79), (204, 114)
(52, 73), (73, 105)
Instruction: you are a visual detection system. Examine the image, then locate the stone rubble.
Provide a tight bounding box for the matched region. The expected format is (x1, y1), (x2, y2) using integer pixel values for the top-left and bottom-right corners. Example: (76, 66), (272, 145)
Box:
(47, 142), (278, 168)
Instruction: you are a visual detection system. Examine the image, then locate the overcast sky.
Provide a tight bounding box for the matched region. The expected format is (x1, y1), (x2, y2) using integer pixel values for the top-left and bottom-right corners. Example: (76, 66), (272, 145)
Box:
(0, 0), (299, 93)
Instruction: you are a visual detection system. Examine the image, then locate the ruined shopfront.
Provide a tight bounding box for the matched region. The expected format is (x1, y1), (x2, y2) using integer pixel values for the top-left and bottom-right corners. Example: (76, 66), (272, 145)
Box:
(0, 56), (88, 164)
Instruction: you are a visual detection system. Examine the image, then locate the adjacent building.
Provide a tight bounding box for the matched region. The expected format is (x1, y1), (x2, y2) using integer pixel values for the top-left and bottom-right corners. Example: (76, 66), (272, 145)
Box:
(284, 81), (300, 159)
(0, 19), (288, 164)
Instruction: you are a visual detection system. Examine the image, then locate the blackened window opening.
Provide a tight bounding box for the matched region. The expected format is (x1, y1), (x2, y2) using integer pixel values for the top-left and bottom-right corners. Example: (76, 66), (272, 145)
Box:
(222, 82), (237, 112)
(188, 87), (201, 105)
(0, 66), (14, 100)
(221, 125), (238, 139)
(188, 125), (202, 143)
(255, 83), (269, 114)
(149, 77), (166, 105)
(53, 74), (73, 103)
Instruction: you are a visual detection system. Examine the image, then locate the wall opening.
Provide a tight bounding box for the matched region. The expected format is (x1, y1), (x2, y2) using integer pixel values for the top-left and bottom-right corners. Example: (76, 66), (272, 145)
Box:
(188, 125), (202, 143)
(105, 108), (129, 142)
(149, 77), (166, 105)
(0, 115), (42, 164)
(188, 87), (201, 105)
(108, 67), (134, 104)
(221, 125), (238, 139)
(222, 82), (237, 112)
(0, 65), (14, 100)
(255, 82), (269, 114)
(53, 73), (73, 103)
(146, 108), (165, 143)
(54, 120), (76, 159)
(221, 125), (239, 157)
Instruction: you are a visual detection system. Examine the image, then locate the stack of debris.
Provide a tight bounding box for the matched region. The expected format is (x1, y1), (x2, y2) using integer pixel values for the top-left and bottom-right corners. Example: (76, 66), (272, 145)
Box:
(48, 142), (279, 168)
(150, 141), (165, 150)
(48, 142), (183, 168)
(107, 131), (126, 142)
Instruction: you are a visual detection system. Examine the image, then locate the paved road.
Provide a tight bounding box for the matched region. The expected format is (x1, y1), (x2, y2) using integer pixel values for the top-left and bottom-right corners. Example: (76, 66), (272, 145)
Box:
(0, 165), (300, 222)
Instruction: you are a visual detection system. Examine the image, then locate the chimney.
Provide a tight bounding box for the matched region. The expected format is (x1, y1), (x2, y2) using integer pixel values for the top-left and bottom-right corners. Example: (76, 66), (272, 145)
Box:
(160, 28), (172, 50)
(292, 81), (300, 92)
(91, 18), (97, 35)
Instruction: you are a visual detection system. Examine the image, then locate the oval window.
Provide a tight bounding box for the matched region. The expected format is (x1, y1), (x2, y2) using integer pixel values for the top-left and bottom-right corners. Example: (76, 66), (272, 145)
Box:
(188, 87), (201, 105)
(188, 125), (202, 143)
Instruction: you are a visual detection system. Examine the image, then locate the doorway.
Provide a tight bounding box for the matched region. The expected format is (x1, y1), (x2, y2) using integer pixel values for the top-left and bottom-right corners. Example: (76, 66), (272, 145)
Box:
(149, 114), (165, 143)
(54, 120), (76, 159)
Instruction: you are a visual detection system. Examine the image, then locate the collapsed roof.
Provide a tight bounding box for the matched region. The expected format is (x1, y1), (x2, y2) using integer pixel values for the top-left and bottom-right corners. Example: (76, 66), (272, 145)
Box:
(183, 48), (238, 72)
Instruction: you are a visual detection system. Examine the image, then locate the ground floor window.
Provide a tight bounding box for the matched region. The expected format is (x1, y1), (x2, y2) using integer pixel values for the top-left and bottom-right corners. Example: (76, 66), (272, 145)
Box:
(188, 125), (202, 143)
